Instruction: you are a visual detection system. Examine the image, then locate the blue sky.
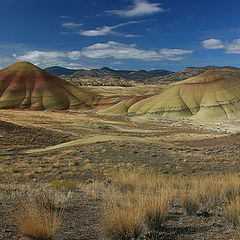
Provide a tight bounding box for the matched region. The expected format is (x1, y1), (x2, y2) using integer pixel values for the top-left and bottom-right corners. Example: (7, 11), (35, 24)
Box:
(1, 0), (240, 71)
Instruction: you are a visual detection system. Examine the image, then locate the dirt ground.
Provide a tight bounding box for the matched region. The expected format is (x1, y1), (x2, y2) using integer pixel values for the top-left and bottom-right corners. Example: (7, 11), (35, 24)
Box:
(1, 108), (240, 239)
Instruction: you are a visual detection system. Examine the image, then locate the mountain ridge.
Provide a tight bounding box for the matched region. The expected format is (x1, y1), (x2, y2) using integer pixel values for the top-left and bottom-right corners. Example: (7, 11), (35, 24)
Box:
(149, 66), (240, 83)
(45, 65), (240, 85)
(44, 66), (173, 83)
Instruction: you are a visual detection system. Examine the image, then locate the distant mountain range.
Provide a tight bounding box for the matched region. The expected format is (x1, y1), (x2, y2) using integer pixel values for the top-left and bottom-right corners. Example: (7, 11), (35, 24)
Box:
(44, 66), (78, 76)
(44, 65), (240, 85)
(44, 66), (173, 83)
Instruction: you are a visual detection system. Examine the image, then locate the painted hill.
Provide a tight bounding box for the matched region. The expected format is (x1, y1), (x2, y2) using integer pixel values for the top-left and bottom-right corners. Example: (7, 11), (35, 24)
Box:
(127, 70), (240, 120)
(98, 96), (147, 115)
(149, 66), (240, 83)
(0, 61), (99, 110)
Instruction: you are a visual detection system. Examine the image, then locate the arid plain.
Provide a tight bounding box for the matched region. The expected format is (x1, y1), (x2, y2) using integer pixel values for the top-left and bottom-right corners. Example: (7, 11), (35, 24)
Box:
(1, 92), (240, 240)
(1, 62), (240, 239)
(1, 105), (240, 182)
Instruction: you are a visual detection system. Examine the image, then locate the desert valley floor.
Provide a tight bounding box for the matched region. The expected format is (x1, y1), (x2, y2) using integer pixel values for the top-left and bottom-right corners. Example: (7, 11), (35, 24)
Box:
(1, 103), (240, 239)
(2, 108), (240, 182)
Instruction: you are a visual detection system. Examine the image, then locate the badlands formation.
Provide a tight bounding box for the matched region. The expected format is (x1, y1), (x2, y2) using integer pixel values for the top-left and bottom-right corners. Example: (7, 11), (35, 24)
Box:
(127, 70), (240, 120)
(0, 61), (99, 110)
(1, 61), (240, 121)
(98, 96), (146, 115)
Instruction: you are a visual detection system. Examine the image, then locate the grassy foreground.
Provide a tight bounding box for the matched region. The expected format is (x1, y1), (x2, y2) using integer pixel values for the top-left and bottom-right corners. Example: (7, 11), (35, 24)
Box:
(1, 171), (240, 239)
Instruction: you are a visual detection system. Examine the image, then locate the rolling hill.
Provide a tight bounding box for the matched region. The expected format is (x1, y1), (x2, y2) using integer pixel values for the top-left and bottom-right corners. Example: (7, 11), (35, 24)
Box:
(98, 96), (147, 115)
(149, 66), (240, 83)
(0, 61), (99, 110)
(125, 70), (240, 120)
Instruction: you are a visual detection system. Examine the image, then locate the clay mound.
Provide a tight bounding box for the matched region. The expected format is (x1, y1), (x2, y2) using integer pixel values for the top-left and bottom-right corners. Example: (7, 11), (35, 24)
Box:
(98, 96), (147, 115)
(128, 70), (240, 120)
(94, 96), (123, 110)
(0, 61), (99, 110)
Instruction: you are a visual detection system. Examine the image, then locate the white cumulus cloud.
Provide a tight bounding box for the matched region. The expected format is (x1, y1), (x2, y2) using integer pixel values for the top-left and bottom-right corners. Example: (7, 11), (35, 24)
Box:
(201, 39), (225, 49)
(112, 61), (124, 65)
(159, 48), (193, 60)
(82, 41), (192, 61)
(14, 51), (84, 69)
(202, 38), (240, 54)
(81, 26), (113, 36)
(80, 21), (138, 37)
(13, 42), (193, 69)
(61, 22), (84, 29)
(66, 51), (82, 60)
(15, 51), (66, 62)
(225, 39), (240, 54)
(106, 0), (167, 17)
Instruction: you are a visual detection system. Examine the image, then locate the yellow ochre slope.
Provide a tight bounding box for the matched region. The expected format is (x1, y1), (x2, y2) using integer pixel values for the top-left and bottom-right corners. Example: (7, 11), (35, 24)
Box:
(128, 70), (240, 120)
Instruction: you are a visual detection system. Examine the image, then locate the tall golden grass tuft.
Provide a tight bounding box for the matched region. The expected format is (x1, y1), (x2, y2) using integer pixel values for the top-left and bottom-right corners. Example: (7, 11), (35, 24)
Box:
(112, 171), (173, 194)
(182, 190), (200, 215)
(112, 172), (142, 193)
(100, 195), (144, 240)
(224, 197), (240, 227)
(13, 190), (64, 240)
(100, 172), (174, 238)
(220, 175), (240, 203)
(142, 188), (173, 231)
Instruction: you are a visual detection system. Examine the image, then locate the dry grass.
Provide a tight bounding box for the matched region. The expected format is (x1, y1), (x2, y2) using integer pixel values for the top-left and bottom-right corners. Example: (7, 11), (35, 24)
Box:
(51, 179), (76, 191)
(182, 189), (200, 215)
(79, 176), (147, 239)
(3, 172), (240, 239)
(220, 175), (240, 202)
(100, 195), (144, 240)
(100, 172), (175, 238)
(232, 233), (240, 240)
(179, 175), (240, 214)
(224, 197), (240, 227)
(13, 190), (65, 240)
(99, 172), (240, 239)
(79, 180), (118, 201)
(112, 172), (142, 193)
(111, 171), (173, 193)
(142, 188), (173, 231)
